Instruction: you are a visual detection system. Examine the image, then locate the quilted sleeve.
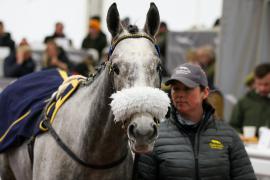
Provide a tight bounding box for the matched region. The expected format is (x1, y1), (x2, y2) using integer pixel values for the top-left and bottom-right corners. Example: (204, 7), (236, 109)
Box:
(229, 131), (256, 180)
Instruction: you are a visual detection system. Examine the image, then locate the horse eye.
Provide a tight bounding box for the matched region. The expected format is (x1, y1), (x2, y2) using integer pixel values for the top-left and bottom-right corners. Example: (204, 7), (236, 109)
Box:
(112, 64), (120, 75)
(153, 117), (160, 124)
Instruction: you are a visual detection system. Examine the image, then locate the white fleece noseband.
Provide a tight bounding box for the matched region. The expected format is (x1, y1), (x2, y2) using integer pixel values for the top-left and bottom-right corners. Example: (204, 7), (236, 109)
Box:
(110, 87), (170, 122)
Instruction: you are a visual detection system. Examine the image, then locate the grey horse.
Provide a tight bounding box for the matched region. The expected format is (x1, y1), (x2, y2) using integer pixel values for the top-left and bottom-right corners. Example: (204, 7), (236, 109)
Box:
(0, 3), (170, 180)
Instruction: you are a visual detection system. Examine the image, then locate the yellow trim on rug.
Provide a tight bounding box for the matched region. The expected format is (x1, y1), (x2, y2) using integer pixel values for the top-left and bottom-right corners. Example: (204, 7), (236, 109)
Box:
(40, 79), (80, 131)
(46, 102), (56, 115)
(0, 110), (31, 142)
(58, 69), (69, 81)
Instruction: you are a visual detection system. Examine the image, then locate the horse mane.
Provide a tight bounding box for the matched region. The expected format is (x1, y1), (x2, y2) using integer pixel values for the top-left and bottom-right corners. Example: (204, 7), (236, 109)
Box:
(126, 25), (139, 34)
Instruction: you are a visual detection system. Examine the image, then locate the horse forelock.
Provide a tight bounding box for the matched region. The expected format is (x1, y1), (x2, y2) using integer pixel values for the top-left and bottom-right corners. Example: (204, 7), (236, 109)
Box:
(126, 24), (139, 34)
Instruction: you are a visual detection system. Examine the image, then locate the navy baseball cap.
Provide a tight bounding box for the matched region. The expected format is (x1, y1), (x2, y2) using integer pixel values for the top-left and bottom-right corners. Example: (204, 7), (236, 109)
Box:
(165, 63), (208, 88)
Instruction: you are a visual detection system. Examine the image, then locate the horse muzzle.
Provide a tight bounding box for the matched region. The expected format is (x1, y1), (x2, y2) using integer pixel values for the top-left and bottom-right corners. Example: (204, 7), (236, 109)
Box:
(110, 86), (170, 153)
(127, 113), (159, 153)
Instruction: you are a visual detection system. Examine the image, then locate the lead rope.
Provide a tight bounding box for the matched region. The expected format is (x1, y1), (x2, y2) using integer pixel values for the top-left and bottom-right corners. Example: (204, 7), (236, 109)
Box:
(132, 153), (140, 180)
(42, 118), (128, 169)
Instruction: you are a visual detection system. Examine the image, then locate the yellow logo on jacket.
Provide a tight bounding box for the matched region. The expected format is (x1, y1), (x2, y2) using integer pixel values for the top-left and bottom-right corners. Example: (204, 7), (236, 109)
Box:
(209, 139), (224, 150)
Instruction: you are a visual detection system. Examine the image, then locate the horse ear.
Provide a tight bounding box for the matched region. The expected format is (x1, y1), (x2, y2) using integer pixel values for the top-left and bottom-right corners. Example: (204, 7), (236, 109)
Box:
(107, 3), (122, 38)
(144, 2), (160, 37)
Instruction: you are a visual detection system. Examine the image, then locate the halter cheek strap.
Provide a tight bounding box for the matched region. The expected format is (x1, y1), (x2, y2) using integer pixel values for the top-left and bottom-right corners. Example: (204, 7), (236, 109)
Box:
(108, 47), (114, 58)
(110, 45), (160, 58)
(155, 44), (161, 57)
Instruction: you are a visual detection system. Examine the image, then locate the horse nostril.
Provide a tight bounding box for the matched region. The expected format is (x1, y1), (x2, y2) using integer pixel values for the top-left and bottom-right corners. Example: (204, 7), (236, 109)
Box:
(128, 121), (158, 140)
(150, 122), (158, 139)
(128, 123), (137, 139)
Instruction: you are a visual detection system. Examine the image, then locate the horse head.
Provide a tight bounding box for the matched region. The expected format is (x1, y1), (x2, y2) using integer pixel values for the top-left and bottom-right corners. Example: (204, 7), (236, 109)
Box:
(107, 3), (170, 153)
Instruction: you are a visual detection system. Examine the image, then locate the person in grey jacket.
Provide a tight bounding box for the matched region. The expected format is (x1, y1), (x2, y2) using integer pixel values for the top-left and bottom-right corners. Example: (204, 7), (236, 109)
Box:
(134, 63), (256, 180)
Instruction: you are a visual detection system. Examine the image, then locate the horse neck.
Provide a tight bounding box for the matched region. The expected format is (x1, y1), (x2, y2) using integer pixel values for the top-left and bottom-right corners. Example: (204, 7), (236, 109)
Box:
(77, 67), (128, 162)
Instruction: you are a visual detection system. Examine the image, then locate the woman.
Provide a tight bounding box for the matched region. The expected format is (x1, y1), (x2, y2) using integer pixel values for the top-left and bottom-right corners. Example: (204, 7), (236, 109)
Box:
(135, 63), (256, 180)
(4, 45), (36, 77)
(42, 40), (71, 71)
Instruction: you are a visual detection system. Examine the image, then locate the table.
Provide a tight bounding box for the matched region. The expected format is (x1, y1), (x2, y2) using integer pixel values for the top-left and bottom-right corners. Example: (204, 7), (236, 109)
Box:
(246, 145), (270, 179)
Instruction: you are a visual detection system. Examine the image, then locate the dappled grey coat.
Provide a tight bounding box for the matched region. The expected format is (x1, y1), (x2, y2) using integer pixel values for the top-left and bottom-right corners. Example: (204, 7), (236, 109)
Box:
(135, 103), (256, 180)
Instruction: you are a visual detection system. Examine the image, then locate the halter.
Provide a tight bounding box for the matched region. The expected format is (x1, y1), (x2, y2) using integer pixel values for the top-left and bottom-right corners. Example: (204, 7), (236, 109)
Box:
(42, 119), (128, 169)
(108, 33), (161, 60)
(107, 33), (162, 88)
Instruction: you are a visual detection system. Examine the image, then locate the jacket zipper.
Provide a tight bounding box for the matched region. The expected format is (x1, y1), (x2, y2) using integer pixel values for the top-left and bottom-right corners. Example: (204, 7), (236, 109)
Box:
(170, 107), (213, 180)
(193, 112), (213, 180)
(171, 118), (198, 179)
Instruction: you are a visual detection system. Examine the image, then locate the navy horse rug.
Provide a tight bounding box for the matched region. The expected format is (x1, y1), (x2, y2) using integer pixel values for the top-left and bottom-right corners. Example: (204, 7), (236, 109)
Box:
(0, 69), (83, 153)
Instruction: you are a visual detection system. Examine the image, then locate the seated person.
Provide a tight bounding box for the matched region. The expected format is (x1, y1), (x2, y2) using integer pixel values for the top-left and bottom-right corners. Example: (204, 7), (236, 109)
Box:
(81, 16), (107, 61)
(44, 22), (72, 48)
(207, 89), (224, 121)
(196, 45), (216, 89)
(19, 37), (29, 46)
(4, 45), (35, 78)
(72, 49), (98, 76)
(0, 21), (15, 54)
(42, 40), (72, 71)
(230, 63), (270, 135)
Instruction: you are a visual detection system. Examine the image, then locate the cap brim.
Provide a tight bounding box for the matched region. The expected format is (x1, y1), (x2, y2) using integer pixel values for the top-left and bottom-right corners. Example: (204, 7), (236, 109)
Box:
(165, 77), (198, 88)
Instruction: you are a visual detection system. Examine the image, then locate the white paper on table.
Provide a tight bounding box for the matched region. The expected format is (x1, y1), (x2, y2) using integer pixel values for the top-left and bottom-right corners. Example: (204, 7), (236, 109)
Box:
(258, 128), (270, 149)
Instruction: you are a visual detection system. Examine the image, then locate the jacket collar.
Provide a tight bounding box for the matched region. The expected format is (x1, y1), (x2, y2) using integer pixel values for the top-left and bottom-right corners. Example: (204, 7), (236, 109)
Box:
(170, 101), (215, 130)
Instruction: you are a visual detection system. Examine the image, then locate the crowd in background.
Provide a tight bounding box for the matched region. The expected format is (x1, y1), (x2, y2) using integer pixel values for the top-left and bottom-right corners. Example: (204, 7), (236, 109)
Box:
(0, 16), (108, 78)
(1, 16), (270, 140)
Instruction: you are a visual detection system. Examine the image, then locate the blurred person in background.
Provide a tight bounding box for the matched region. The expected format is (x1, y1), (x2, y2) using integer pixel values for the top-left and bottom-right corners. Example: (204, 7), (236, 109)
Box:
(19, 38), (29, 46)
(42, 40), (72, 71)
(230, 63), (270, 135)
(101, 46), (110, 64)
(156, 21), (168, 76)
(0, 21), (15, 54)
(72, 49), (98, 76)
(4, 44), (35, 77)
(212, 17), (221, 31)
(134, 63), (255, 180)
(186, 48), (224, 121)
(244, 72), (255, 91)
(207, 89), (224, 121)
(81, 16), (107, 61)
(121, 17), (130, 28)
(196, 45), (216, 89)
(185, 48), (198, 64)
(44, 22), (72, 47)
